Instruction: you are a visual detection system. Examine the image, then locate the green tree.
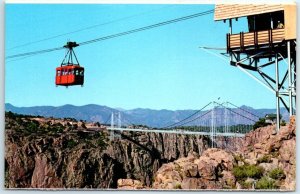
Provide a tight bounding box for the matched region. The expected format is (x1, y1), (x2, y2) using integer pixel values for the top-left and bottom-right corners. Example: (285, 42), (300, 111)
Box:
(253, 118), (271, 130)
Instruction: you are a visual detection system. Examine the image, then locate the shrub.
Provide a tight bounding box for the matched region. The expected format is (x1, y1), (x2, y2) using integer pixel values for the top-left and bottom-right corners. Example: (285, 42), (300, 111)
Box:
(269, 168), (286, 180)
(233, 154), (244, 162)
(174, 183), (182, 189)
(224, 179), (236, 189)
(73, 124), (78, 130)
(240, 180), (252, 189)
(233, 165), (264, 181)
(66, 139), (77, 149)
(24, 121), (39, 133)
(97, 138), (107, 150)
(95, 122), (101, 127)
(81, 123), (87, 129)
(85, 139), (96, 148)
(77, 131), (89, 139)
(280, 120), (286, 126)
(233, 166), (246, 180)
(6, 111), (16, 119)
(48, 123), (64, 133)
(270, 151), (279, 158)
(257, 155), (271, 163)
(253, 118), (271, 130)
(255, 176), (278, 189)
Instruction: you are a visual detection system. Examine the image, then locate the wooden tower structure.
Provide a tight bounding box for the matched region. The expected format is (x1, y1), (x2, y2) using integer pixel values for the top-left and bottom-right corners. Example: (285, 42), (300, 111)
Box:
(214, 4), (296, 132)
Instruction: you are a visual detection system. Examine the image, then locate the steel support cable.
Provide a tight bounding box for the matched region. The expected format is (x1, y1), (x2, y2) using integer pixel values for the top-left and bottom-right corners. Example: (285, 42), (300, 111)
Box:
(122, 115), (136, 126)
(220, 106), (256, 124)
(122, 118), (134, 126)
(176, 109), (212, 129)
(278, 52), (297, 76)
(79, 10), (214, 46)
(61, 50), (71, 64)
(103, 114), (111, 125)
(7, 5), (175, 50)
(6, 47), (64, 59)
(226, 101), (260, 118)
(213, 101), (257, 123)
(162, 101), (212, 129)
(6, 55), (35, 63)
(199, 47), (276, 94)
(6, 9), (214, 60)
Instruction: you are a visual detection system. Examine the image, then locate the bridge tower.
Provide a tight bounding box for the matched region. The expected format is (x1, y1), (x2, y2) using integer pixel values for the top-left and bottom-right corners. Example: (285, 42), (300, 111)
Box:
(214, 4), (296, 132)
(210, 102), (216, 148)
(115, 112), (122, 139)
(110, 112), (115, 141)
(110, 112), (122, 141)
(224, 101), (229, 134)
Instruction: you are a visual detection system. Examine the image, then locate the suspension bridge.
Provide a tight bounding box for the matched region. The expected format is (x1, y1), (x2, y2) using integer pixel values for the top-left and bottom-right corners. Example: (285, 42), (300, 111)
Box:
(106, 101), (260, 146)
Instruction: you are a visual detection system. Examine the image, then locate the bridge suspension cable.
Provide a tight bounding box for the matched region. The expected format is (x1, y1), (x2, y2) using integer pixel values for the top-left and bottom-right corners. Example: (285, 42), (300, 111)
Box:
(174, 109), (212, 128)
(103, 114), (112, 125)
(213, 101), (257, 123)
(226, 101), (260, 119)
(162, 101), (212, 128)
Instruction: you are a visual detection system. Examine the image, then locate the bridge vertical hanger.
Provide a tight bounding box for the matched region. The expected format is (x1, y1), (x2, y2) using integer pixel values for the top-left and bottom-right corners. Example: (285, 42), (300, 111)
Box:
(214, 4), (296, 132)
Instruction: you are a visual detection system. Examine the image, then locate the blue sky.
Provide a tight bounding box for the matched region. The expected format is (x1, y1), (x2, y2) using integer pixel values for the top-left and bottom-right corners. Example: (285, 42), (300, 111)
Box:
(5, 4), (277, 110)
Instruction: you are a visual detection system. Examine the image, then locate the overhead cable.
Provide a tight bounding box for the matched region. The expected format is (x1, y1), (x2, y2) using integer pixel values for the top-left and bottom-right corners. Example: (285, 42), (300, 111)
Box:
(6, 9), (214, 60)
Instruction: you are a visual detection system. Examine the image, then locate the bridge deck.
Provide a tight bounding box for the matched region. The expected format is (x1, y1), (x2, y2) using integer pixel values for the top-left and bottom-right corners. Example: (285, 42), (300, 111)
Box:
(107, 127), (245, 137)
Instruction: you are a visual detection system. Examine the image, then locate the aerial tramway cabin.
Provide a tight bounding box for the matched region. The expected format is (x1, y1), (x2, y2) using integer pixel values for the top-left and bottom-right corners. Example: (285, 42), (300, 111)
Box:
(55, 42), (84, 87)
(214, 4), (296, 54)
(55, 65), (84, 86)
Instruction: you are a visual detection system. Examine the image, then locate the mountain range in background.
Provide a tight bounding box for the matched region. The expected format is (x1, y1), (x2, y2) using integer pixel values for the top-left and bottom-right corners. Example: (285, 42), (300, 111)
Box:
(5, 103), (289, 128)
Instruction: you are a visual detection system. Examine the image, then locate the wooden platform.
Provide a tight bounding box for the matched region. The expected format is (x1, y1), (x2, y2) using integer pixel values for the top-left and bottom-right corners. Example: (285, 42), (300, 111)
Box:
(227, 29), (285, 52)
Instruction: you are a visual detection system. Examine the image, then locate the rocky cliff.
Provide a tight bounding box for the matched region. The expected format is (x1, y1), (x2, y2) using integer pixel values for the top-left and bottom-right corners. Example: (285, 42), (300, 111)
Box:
(137, 116), (295, 190)
(5, 112), (296, 190)
(5, 112), (211, 189)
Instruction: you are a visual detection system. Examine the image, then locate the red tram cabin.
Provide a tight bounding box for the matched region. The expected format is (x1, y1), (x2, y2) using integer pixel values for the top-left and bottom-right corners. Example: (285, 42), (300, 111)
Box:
(55, 65), (84, 86)
(55, 41), (84, 87)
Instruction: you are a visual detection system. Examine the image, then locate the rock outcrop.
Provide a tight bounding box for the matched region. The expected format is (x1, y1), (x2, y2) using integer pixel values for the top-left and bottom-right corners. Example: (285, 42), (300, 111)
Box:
(150, 116), (296, 190)
(152, 149), (236, 189)
(117, 179), (146, 189)
(239, 116), (296, 190)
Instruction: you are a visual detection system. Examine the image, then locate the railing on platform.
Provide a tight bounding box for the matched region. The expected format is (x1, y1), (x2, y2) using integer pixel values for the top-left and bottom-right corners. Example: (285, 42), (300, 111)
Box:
(227, 28), (285, 52)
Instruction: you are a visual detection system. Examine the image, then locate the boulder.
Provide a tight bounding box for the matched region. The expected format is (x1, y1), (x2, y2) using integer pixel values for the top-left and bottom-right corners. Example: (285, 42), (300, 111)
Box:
(221, 171), (236, 188)
(196, 149), (235, 180)
(117, 179), (145, 189)
(196, 156), (218, 180)
(258, 163), (277, 172)
(181, 178), (204, 189)
(183, 162), (198, 177)
(278, 138), (295, 163)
